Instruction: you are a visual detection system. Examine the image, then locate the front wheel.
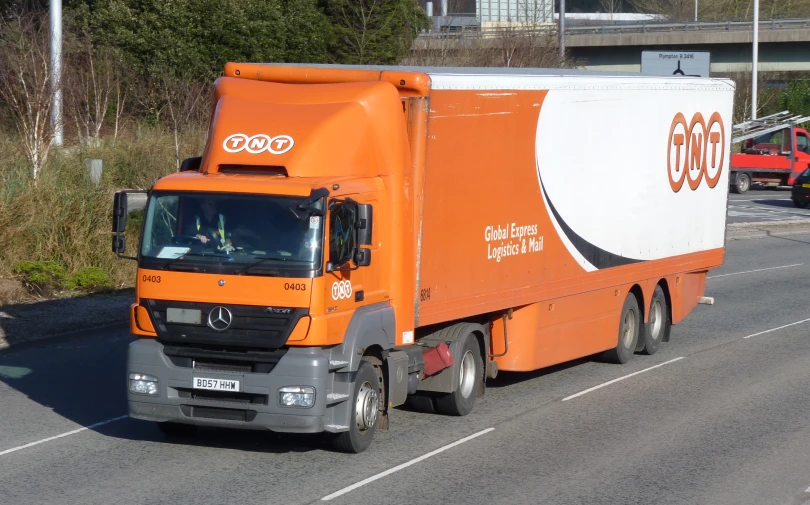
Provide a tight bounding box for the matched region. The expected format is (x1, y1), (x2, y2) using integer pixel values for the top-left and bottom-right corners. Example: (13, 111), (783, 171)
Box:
(434, 332), (483, 416)
(331, 361), (380, 453)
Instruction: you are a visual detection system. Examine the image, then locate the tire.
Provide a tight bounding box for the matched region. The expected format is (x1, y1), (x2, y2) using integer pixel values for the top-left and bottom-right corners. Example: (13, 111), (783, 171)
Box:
(434, 332), (483, 416)
(638, 285), (670, 356)
(602, 293), (641, 364)
(331, 361), (380, 454)
(794, 199), (809, 209)
(732, 174), (750, 194)
(157, 422), (197, 437)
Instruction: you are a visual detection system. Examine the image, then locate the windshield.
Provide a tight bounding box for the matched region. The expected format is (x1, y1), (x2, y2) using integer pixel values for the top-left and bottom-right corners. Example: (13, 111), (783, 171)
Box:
(139, 191), (324, 276)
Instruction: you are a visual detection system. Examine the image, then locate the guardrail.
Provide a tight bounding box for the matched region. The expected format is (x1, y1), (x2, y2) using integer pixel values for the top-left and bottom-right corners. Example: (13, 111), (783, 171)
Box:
(418, 17), (810, 39)
(567, 17), (810, 35)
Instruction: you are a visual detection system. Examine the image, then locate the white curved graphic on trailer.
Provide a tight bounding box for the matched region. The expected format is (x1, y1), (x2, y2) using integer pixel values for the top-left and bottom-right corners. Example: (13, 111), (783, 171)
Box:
(534, 82), (732, 270)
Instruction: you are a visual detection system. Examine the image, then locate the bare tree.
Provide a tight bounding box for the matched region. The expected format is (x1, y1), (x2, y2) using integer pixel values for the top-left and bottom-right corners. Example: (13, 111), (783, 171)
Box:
(159, 73), (209, 171)
(65, 44), (124, 147)
(0, 11), (60, 182)
(600, 0), (623, 18)
(631, 0), (810, 21)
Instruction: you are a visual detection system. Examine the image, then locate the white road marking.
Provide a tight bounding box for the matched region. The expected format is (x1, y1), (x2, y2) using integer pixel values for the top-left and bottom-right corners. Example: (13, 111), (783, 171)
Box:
(743, 318), (810, 339)
(321, 428), (495, 501)
(0, 415), (128, 457)
(729, 197), (792, 201)
(562, 357), (685, 402)
(708, 263), (803, 279)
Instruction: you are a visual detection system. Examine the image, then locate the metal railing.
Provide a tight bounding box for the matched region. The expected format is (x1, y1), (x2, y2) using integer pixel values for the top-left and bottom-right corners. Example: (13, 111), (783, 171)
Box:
(418, 17), (810, 39)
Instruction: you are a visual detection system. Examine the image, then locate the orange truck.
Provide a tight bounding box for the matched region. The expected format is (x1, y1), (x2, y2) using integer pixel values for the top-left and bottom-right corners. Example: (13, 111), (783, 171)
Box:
(112, 65), (735, 453)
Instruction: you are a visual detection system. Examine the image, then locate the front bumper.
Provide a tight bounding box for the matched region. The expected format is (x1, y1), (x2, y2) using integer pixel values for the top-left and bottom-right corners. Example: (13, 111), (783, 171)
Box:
(127, 339), (344, 433)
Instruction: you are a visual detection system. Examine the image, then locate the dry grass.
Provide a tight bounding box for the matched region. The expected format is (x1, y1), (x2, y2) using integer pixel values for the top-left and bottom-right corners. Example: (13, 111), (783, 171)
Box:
(0, 126), (207, 290)
(0, 278), (29, 305)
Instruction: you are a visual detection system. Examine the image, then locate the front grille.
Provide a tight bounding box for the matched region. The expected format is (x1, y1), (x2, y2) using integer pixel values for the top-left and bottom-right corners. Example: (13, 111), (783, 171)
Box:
(163, 344), (288, 374)
(193, 360), (252, 373)
(181, 405), (257, 422)
(144, 299), (307, 350)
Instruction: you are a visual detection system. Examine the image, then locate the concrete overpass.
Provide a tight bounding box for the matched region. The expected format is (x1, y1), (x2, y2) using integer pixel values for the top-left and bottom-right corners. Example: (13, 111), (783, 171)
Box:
(414, 18), (810, 73)
(565, 18), (810, 73)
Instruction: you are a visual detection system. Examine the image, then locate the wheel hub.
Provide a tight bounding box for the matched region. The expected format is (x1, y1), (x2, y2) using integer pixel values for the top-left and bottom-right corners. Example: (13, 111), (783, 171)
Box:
(355, 381), (378, 432)
(650, 300), (663, 340)
(458, 350), (476, 399)
(622, 309), (636, 348)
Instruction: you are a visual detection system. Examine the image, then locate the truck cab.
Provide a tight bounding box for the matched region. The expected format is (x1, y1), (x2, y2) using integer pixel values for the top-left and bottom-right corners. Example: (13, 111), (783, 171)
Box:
(112, 72), (429, 454)
(730, 115), (810, 193)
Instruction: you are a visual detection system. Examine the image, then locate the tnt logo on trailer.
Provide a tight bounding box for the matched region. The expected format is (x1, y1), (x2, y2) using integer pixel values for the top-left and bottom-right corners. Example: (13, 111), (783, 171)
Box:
(667, 112), (725, 192)
(223, 133), (295, 155)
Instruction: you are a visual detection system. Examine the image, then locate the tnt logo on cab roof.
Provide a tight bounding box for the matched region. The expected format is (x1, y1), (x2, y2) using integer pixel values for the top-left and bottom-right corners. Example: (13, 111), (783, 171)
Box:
(667, 112), (725, 192)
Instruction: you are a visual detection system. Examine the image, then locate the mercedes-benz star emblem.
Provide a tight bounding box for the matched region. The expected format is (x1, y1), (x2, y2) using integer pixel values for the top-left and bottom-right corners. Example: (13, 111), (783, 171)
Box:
(207, 306), (233, 332)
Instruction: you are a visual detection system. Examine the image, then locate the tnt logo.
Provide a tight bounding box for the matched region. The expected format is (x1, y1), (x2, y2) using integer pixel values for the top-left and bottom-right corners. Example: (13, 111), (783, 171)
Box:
(667, 112), (725, 192)
(222, 133), (295, 155)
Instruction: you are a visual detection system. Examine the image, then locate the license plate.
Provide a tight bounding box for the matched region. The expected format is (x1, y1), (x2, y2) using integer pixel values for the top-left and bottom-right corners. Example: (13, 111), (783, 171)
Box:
(192, 377), (241, 392)
(802, 183), (810, 188)
(167, 308), (201, 324)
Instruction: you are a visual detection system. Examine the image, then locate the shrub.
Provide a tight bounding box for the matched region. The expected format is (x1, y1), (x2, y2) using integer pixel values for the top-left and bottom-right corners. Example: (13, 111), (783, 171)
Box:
(69, 266), (112, 291)
(13, 260), (69, 296)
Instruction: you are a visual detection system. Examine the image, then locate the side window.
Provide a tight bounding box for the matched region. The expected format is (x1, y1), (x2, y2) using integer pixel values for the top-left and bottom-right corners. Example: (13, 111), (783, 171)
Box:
(797, 134), (809, 154)
(329, 204), (356, 267)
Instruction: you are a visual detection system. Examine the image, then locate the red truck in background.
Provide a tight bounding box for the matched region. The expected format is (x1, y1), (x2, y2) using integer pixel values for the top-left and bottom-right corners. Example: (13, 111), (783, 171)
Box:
(730, 111), (810, 194)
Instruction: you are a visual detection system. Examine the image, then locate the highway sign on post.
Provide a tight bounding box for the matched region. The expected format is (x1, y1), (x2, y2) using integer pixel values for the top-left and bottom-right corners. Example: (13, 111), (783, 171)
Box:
(641, 51), (711, 77)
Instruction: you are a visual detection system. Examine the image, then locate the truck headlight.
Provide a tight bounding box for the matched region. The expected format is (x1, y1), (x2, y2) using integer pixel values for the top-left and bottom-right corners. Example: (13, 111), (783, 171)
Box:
(129, 373), (159, 396)
(278, 386), (315, 408)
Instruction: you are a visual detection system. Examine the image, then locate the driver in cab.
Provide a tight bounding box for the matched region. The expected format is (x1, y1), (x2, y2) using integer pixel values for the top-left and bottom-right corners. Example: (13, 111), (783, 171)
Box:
(186, 198), (258, 253)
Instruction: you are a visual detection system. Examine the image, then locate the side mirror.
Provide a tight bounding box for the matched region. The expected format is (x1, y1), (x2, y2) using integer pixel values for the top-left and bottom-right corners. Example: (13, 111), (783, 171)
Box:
(356, 204), (373, 245)
(179, 156), (201, 172)
(112, 235), (126, 254)
(112, 190), (147, 261)
(354, 248), (371, 267)
(112, 191), (128, 233)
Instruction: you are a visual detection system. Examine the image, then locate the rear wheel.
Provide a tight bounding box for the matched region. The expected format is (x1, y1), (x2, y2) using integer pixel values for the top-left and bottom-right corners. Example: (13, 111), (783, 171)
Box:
(793, 198), (809, 208)
(332, 361), (380, 453)
(732, 173), (750, 194)
(638, 286), (670, 356)
(434, 332), (483, 416)
(157, 422), (197, 437)
(603, 293), (640, 364)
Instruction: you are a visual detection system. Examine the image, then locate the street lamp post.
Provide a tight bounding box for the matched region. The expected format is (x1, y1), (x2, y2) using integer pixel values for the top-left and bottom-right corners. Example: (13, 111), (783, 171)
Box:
(49, 0), (63, 146)
(752, 0), (759, 120)
(694, 0), (698, 22)
(559, 0), (566, 60)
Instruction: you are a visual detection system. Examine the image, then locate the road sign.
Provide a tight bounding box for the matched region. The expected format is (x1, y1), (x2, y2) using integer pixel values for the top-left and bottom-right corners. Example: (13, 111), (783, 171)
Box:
(641, 51), (711, 77)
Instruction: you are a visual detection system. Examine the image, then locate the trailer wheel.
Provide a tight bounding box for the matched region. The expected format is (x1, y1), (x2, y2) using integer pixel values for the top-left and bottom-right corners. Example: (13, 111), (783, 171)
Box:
(434, 332), (482, 416)
(157, 422), (197, 437)
(603, 293), (640, 364)
(638, 285), (670, 356)
(732, 174), (750, 194)
(331, 360), (380, 454)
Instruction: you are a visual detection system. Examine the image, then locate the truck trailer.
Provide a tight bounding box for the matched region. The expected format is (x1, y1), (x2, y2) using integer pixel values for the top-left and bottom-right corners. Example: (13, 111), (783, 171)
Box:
(112, 65), (735, 453)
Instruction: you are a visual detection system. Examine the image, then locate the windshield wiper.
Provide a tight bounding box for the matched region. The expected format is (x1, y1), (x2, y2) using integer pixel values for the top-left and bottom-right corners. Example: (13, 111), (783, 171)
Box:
(235, 255), (314, 275)
(162, 251), (226, 271)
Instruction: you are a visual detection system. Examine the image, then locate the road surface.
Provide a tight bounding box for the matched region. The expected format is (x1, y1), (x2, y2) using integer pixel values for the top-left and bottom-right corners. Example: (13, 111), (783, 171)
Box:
(2, 233), (810, 505)
(728, 187), (810, 224)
